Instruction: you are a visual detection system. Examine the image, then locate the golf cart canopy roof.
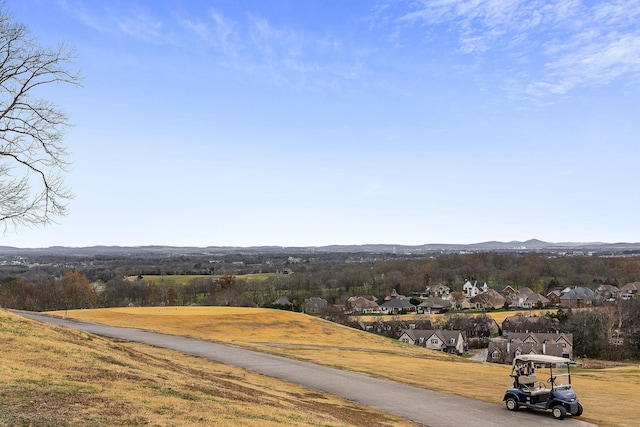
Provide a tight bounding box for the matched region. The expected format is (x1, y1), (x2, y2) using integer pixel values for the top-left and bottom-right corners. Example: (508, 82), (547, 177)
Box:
(512, 354), (575, 366)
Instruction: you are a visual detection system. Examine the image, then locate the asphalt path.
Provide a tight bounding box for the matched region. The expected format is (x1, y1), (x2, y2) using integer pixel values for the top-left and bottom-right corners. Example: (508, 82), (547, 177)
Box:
(14, 311), (596, 427)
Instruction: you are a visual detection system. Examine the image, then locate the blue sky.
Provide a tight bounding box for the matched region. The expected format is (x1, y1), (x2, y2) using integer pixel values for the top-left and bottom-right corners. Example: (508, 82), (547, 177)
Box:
(2, 0), (639, 248)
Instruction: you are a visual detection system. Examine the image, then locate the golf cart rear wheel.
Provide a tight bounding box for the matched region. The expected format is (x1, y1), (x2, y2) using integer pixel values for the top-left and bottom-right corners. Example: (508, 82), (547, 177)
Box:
(552, 405), (567, 420)
(571, 403), (583, 416)
(505, 397), (518, 411)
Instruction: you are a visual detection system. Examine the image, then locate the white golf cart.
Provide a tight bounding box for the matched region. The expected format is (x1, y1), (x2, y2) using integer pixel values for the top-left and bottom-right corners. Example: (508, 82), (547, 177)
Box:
(503, 354), (583, 420)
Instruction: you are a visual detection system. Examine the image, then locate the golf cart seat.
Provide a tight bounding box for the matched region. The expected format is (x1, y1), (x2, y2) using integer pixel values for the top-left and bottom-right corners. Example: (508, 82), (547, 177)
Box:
(518, 374), (538, 386)
(518, 375), (550, 396)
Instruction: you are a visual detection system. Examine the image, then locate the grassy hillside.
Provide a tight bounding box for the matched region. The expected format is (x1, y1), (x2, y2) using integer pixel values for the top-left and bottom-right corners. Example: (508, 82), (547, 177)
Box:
(52, 306), (640, 427)
(0, 309), (416, 427)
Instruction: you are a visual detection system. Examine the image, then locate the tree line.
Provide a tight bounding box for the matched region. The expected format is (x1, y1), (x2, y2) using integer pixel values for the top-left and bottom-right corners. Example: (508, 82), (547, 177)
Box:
(2, 253), (640, 361)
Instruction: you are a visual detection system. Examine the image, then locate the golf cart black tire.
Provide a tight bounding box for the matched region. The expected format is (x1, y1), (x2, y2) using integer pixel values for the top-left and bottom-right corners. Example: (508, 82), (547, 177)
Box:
(505, 397), (519, 411)
(571, 403), (583, 416)
(552, 405), (567, 420)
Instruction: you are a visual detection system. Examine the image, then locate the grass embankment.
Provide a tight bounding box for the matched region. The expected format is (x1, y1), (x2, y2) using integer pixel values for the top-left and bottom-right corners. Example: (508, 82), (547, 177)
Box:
(52, 306), (640, 427)
(0, 309), (416, 427)
(364, 309), (557, 324)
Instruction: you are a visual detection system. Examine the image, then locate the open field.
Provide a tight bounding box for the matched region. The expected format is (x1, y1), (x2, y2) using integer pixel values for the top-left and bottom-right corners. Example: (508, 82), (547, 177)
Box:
(0, 309), (416, 427)
(125, 273), (277, 284)
(49, 306), (640, 427)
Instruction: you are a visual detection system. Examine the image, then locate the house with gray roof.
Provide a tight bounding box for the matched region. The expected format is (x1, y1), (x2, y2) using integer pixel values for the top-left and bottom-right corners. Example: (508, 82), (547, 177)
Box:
(502, 314), (558, 334)
(303, 297), (328, 315)
(487, 332), (573, 364)
(380, 298), (416, 314)
(345, 296), (380, 314)
(560, 287), (597, 308)
(398, 329), (467, 355)
(417, 297), (452, 314)
(470, 288), (506, 310)
(519, 292), (550, 309)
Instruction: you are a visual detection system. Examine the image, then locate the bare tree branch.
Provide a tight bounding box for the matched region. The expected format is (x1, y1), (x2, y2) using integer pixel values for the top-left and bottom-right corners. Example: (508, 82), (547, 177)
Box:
(0, 4), (81, 232)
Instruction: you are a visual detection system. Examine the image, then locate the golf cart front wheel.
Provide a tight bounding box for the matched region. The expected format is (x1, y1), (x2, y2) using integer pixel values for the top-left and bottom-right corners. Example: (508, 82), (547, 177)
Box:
(552, 405), (567, 420)
(505, 397), (518, 411)
(571, 403), (583, 416)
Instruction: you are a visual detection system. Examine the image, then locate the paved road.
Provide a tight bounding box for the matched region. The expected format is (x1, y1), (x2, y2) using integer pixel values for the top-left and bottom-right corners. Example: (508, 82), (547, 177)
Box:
(14, 311), (596, 427)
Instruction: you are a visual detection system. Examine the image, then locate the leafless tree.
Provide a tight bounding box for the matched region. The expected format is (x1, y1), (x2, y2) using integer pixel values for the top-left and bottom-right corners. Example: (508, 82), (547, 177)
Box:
(0, 5), (81, 230)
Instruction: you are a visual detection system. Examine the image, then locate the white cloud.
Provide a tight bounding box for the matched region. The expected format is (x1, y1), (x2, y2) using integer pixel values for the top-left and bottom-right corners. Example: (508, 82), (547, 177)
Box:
(383, 0), (640, 97)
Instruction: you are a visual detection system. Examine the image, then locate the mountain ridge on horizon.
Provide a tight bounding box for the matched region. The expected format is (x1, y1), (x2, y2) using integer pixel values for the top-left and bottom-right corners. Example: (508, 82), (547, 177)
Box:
(1, 239), (640, 255)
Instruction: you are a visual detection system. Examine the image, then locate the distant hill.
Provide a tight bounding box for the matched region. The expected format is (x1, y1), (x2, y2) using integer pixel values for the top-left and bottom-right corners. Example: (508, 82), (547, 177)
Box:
(1, 239), (640, 257)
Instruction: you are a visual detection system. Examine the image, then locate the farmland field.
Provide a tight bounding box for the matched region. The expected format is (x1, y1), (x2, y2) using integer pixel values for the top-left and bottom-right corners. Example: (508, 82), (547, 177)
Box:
(125, 273), (277, 284)
(50, 306), (640, 426)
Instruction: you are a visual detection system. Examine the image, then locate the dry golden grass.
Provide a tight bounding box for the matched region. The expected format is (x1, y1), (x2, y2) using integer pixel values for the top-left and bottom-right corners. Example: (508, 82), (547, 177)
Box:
(365, 309), (557, 325)
(49, 307), (640, 426)
(0, 309), (417, 427)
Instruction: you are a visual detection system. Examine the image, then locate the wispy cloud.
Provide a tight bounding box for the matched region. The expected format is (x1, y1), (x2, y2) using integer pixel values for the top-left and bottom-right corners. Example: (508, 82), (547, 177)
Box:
(57, 0), (173, 44)
(59, 1), (357, 90)
(241, 13), (356, 88)
(381, 0), (640, 97)
(180, 8), (237, 53)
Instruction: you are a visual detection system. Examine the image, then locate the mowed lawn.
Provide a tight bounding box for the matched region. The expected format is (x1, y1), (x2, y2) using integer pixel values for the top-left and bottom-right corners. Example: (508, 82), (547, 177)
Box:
(52, 306), (640, 426)
(0, 309), (416, 427)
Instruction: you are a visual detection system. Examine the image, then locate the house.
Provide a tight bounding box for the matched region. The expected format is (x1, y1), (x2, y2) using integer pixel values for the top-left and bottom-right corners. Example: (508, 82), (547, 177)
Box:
(510, 287), (549, 309)
(398, 329), (467, 355)
(272, 296), (293, 307)
(419, 284), (451, 299)
(417, 297), (452, 314)
(457, 298), (472, 310)
(404, 319), (433, 330)
(303, 297), (327, 315)
(518, 292), (550, 309)
(502, 315), (557, 334)
(505, 332), (573, 358)
(357, 319), (402, 335)
(356, 319), (388, 333)
(486, 332), (573, 364)
(380, 298), (416, 314)
(345, 296), (380, 314)
(469, 288), (506, 310)
(620, 282), (640, 300)
(546, 290), (563, 306)
(463, 280), (488, 298)
(497, 285), (517, 298)
(596, 284), (620, 302)
(560, 287), (597, 308)
(384, 288), (409, 301)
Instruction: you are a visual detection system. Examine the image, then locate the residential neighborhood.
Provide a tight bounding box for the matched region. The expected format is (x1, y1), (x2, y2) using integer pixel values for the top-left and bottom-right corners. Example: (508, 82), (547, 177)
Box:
(291, 278), (640, 362)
